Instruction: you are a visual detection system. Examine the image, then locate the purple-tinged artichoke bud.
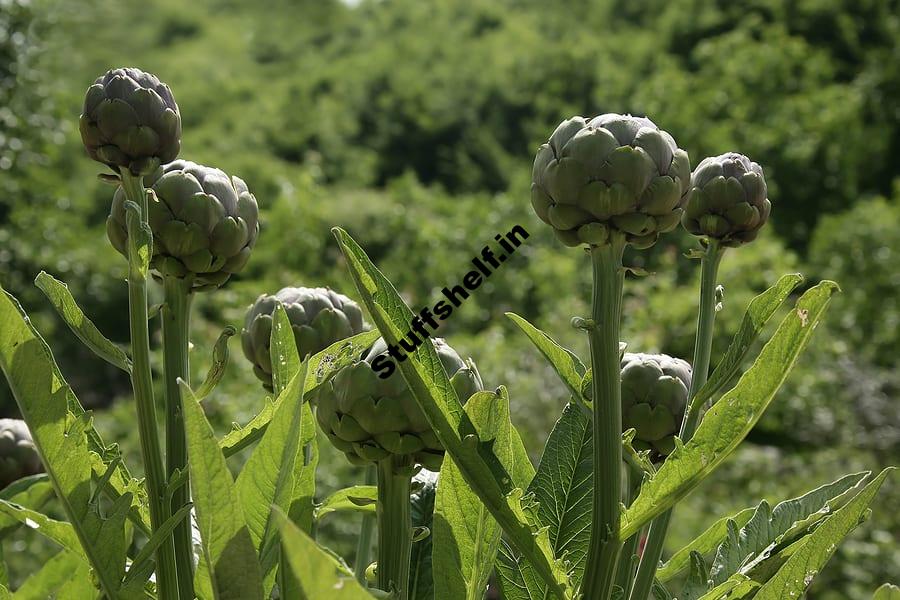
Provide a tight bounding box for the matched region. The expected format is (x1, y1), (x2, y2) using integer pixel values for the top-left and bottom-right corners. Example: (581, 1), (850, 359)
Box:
(682, 152), (771, 246)
(531, 114), (691, 249)
(107, 160), (259, 290)
(79, 68), (181, 175)
(241, 286), (366, 391)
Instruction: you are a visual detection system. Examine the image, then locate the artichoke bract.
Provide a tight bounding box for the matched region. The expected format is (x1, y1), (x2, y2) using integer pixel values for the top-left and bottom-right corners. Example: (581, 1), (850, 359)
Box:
(620, 353), (692, 461)
(682, 152), (771, 246)
(79, 67), (181, 175)
(241, 286), (366, 391)
(0, 419), (43, 489)
(312, 338), (482, 471)
(107, 160), (259, 290)
(531, 114), (691, 249)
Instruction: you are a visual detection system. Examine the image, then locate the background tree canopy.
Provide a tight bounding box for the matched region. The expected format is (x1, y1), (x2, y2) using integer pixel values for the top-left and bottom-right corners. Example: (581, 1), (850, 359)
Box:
(1, 0), (897, 596)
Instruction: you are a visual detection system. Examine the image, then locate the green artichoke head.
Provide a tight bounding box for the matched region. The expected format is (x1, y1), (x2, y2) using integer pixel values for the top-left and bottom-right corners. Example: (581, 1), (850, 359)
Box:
(312, 337), (483, 471)
(531, 113), (691, 249)
(621, 352), (692, 461)
(241, 286), (366, 391)
(0, 419), (43, 489)
(79, 68), (181, 175)
(107, 160), (260, 290)
(682, 152), (771, 247)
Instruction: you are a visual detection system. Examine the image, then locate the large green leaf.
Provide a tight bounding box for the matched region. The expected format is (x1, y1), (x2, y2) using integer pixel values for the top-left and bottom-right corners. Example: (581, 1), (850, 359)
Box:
(219, 329), (379, 457)
(496, 403), (592, 599)
(181, 380), (264, 600)
(0, 500), (84, 557)
(751, 468), (893, 599)
(35, 271), (132, 374)
(688, 273), (803, 417)
(13, 549), (97, 600)
(434, 389), (532, 600)
(332, 227), (571, 599)
(236, 343), (309, 592)
(275, 508), (373, 600)
(709, 471), (868, 584)
(505, 313), (586, 406)
(0, 475), (53, 537)
(621, 281), (839, 538)
(657, 507), (756, 582)
(0, 287), (133, 597)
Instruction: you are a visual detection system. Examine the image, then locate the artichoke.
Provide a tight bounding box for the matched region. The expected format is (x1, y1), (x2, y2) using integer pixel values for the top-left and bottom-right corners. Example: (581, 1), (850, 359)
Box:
(682, 152), (771, 246)
(241, 286), (366, 391)
(0, 419), (42, 489)
(620, 353), (692, 461)
(312, 338), (482, 470)
(107, 160), (259, 290)
(531, 113), (691, 249)
(79, 67), (181, 175)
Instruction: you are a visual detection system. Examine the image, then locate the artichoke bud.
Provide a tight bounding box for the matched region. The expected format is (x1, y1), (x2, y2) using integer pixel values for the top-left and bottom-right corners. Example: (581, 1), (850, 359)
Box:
(620, 353), (691, 462)
(682, 152), (771, 247)
(241, 286), (366, 391)
(107, 160), (260, 290)
(531, 114), (691, 249)
(80, 68), (181, 175)
(0, 419), (43, 489)
(311, 337), (483, 470)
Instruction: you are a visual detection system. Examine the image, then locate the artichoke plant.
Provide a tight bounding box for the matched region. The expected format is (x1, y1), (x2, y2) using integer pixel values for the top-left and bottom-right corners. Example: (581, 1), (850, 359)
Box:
(0, 419), (43, 489)
(531, 113), (691, 249)
(79, 67), (181, 175)
(683, 152), (771, 246)
(312, 337), (482, 471)
(106, 159), (259, 290)
(241, 286), (367, 391)
(620, 352), (692, 460)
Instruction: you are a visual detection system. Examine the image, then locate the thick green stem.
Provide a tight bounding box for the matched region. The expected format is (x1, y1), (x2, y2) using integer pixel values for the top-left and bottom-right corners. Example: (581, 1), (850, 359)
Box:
(120, 171), (179, 600)
(376, 457), (412, 600)
(161, 275), (194, 598)
(582, 238), (626, 600)
(629, 240), (724, 600)
(356, 466), (377, 584)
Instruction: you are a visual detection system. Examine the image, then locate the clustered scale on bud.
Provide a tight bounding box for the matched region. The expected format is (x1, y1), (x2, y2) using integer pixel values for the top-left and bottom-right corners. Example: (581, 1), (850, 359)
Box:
(620, 353), (692, 461)
(79, 67), (181, 175)
(0, 419), (43, 489)
(683, 152), (771, 246)
(241, 286), (366, 391)
(531, 114), (691, 249)
(311, 338), (482, 471)
(107, 160), (259, 290)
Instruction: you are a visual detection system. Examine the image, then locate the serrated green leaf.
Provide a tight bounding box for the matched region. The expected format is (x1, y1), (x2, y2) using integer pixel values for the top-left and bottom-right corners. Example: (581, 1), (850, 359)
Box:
(181, 380), (264, 600)
(194, 326), (236, 401)
(496, 402), (592, 599)
(505, 313), (586, 407)
(709, 471), (868, 585)
(333, 227), (571, 599)
(236, 355), (309, 593)
(0, 287), (132, 597)
(752, 468), (893, 599)
(219, 329), (379, 457)
(621, 282), (839, 538)
(13, 549), (97, 600)
(657, 506), (756, 582)
(275, 508), (372, 599)
(434, 390), (531, 600)
(315, 486), (378, 521)
(689, 273), (804, 416)
(0, 475), (53, 537)
(0, 499), (84, 557)
(35, 271), (132, 373)
(681, 552), (710, 600)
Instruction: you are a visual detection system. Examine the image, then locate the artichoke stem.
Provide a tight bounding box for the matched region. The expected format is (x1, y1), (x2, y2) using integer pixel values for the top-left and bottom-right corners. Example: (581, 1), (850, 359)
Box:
(355, 466), (377, 584)
(120, 170), (180, 600)
(582, 237), (626, 600)
(161, 274), (195, 598)
(628, 240), (724, 600)
(376, 456), (412, 600)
